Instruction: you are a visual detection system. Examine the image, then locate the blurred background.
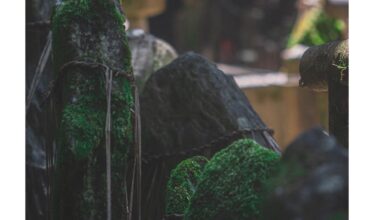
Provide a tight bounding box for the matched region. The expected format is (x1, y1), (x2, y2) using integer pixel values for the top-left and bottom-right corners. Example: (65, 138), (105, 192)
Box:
(122, 0), (348, 149)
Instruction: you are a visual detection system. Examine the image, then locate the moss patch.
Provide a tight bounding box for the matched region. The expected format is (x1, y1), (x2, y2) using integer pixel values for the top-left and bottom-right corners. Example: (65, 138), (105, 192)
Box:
(184, 139), (280, 220)
(165, 156), (208, 215)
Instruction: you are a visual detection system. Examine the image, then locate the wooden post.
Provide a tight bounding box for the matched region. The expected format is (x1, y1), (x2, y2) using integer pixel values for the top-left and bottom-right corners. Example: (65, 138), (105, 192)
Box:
(299, 40), (348, 147)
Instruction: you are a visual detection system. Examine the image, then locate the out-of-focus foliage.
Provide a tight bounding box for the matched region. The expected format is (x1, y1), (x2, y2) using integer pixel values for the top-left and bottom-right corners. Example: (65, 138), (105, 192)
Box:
(287, 8), (345, 47)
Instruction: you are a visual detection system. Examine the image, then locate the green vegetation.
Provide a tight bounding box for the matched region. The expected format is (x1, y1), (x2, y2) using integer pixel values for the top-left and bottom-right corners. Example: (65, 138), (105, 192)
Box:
(333, 41), (349, 82)
(184, 139), (280, 220)
(287, 9), (345, 47)
(165, 156), (209, 215)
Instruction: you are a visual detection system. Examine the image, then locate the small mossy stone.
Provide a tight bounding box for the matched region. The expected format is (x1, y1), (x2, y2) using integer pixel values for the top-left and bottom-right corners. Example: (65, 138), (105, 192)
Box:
(165, 156), (208, 216)
(184, 139), (280, 220)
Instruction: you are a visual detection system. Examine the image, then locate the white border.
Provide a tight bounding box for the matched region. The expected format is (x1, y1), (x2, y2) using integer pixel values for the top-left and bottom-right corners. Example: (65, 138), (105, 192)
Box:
(0, 1), (26, 220)
(350, 0), (380, 219)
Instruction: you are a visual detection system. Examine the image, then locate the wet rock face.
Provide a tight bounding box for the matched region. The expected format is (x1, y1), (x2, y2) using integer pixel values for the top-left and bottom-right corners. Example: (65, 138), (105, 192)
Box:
(141, 52), (279, 158)
(261, 127), (348, 220)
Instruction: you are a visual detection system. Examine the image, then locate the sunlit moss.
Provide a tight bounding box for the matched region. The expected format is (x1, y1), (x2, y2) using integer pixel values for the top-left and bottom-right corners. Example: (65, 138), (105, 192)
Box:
(165, 156), (208, 215)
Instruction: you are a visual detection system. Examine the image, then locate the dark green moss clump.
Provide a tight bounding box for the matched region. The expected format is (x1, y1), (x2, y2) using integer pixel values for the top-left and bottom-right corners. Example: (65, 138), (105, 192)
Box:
(165, 156), (208, 215)
(184, 139), (280, 220)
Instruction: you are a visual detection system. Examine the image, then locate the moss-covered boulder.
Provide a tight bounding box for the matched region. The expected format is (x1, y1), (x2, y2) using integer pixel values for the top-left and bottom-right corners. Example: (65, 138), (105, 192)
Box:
(52, 1), (133, 219)
(165, 156), (208, 216)
(185, 139), (280, 220)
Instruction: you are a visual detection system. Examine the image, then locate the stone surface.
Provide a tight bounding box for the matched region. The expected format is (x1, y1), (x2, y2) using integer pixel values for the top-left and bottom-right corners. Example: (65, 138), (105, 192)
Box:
(141, 52), (280, 158)
(261, 127), (348, 220)
(52, 1), (134, 219)
(185, 139), (280, 220)
(127, 29), (178, 92)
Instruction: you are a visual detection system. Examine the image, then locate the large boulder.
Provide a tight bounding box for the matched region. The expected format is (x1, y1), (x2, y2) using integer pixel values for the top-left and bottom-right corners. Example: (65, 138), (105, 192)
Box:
(141, 52), (280, 159)
(185, 139), (280, 220)
(140, 52), (280, 219)
(261, 127), (348, 220)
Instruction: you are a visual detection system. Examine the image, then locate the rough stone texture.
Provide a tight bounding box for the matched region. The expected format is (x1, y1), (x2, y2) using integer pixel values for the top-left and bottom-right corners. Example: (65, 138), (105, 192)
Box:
(261, 127), (348, 220)
(127, 29), (178, 93)
(52, 1), (134, 219)
(141, 52), (279, 157)
(185, 139), (280, 220)
(140, 52), (280, 220)
(165, 156), (208, 216)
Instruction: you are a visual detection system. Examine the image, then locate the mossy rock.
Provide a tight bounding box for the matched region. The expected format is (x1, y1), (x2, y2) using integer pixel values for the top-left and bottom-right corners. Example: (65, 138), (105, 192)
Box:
(52, 1), (133, 219)
(184, 139), (280, 220)
(165, 156), (208, 216)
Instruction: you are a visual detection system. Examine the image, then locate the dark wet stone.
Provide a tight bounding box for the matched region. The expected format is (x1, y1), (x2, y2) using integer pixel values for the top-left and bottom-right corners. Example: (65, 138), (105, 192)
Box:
(261, 127), (348, 220)
(141, 52), (279, 158)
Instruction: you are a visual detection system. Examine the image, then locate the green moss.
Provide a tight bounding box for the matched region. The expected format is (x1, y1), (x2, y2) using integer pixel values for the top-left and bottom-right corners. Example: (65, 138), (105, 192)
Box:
(61, 95), (105, 159)
(165, 156), (208, 215)
(333, 42), (348, 82)
(184, 139), (280, 220)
